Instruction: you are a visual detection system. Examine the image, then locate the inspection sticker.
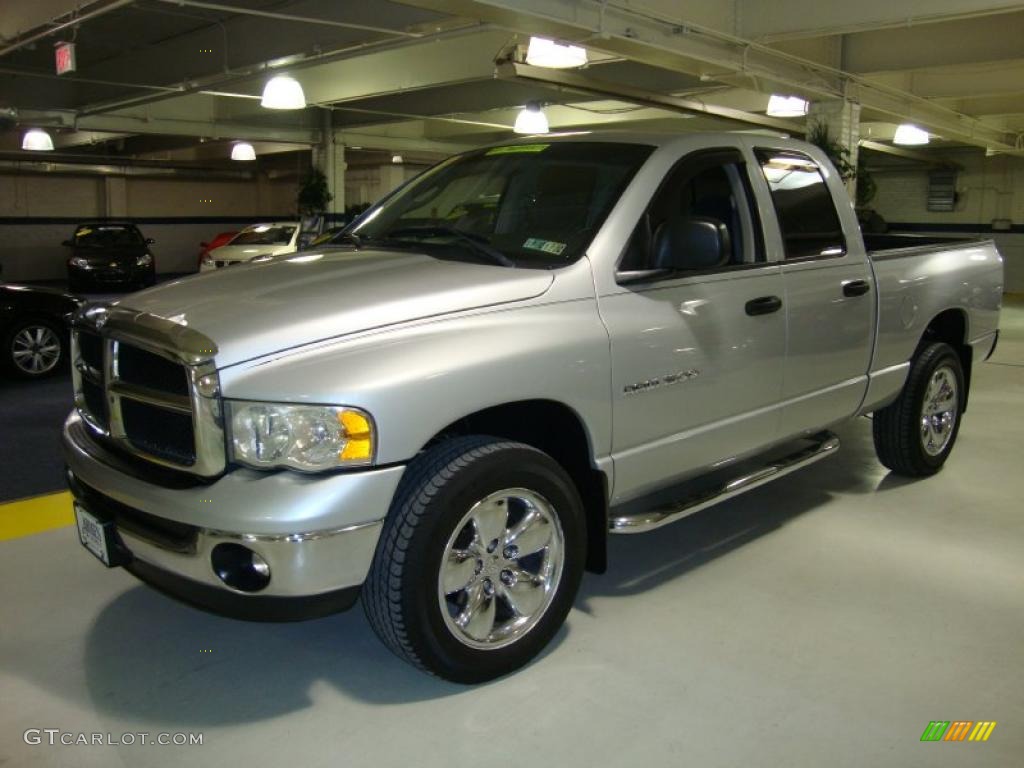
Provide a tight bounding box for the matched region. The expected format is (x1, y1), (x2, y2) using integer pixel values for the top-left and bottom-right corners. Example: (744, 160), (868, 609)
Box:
(523, 238), (566, 255)
(486, 143), (549, 155)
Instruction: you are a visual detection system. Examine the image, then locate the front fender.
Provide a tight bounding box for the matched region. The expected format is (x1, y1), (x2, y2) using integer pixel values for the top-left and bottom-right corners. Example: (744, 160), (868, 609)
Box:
(217, 299), (613, 467)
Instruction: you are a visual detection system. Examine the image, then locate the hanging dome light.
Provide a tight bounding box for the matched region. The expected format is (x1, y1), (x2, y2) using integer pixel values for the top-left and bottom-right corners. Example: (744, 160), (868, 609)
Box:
(525, 37), (587, 69)
(893, 124), (930, 146)
(231, 142), (256, 161)
(513, 102), (549, 134)
(261, 75), (306, 110)
(22, 128), (54, 151)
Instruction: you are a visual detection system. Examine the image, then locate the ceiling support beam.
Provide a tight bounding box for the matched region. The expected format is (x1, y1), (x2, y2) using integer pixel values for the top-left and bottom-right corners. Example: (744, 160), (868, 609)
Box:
(402, 0), (1019, 150)
(498, 61), (800, 133)
(859, 140), (963, 167)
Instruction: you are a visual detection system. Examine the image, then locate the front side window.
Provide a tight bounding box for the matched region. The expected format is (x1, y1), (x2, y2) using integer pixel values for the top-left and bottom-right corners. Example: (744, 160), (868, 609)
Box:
(754, 150), (846, 259)
(349, 142), (653, 267)
(620, 149), (762, 273)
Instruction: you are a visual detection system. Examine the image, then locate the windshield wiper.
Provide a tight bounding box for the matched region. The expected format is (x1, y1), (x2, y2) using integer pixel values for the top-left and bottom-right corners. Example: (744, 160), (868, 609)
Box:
(382, 226), (514, 267)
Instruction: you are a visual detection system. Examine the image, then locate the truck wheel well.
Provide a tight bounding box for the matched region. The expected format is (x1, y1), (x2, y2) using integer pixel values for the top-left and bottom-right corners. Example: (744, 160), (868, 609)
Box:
(921, 309), (972, 411)
(424, 400), (608, 574)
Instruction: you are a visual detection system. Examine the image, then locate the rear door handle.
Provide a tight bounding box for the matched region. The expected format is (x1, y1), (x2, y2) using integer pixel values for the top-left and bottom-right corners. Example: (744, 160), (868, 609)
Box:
(745, 296), (783, 316)
(843, 279), (871, 297)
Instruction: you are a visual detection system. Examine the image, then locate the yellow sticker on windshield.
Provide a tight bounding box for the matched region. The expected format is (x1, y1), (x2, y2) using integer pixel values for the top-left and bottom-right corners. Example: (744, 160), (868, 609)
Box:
(523, 238), (566, 255)
(486, 144), (549, 156)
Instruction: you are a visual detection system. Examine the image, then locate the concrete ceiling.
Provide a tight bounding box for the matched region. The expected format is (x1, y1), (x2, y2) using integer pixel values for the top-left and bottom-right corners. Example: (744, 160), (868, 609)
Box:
(1, 0), (1023, 168)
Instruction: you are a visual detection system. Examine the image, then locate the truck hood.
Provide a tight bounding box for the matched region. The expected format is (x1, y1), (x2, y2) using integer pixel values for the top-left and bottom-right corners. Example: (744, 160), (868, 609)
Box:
(117, 249), (554, 368)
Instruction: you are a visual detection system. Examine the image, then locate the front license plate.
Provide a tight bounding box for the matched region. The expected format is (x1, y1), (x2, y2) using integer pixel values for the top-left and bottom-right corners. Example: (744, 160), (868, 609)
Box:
(75, 504), (114, 566)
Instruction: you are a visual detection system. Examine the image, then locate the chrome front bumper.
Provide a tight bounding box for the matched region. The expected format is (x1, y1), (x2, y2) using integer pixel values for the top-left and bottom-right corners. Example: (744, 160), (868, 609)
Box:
(62, 411), (404, 605)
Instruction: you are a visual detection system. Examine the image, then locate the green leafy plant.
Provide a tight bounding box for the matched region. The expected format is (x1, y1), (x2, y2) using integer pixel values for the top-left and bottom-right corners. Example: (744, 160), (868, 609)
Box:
(806, 120), (876, 208)
(855, 156), (877, 208)
(297, 169), (333, 214)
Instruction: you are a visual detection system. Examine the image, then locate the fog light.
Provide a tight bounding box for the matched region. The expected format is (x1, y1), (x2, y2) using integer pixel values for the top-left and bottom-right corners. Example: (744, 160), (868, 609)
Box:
(211, 543), (271, 592)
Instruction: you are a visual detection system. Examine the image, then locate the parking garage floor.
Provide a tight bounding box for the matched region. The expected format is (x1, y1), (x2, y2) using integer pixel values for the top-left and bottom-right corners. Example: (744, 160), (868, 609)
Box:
(1, 301), (1021, 768)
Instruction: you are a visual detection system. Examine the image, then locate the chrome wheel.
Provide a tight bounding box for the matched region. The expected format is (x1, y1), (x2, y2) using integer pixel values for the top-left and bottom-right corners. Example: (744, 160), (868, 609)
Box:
(920, 364), (958, 456)
(438, 488), (564, 650)
(11, 325), (62, 375)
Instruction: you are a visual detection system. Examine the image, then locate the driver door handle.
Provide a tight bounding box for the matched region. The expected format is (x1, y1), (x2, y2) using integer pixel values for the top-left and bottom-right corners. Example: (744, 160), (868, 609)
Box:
(745, 296), (783, 316)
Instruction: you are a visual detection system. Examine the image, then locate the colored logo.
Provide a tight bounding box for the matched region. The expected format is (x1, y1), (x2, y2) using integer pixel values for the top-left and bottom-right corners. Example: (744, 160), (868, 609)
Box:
(920, 721), (997, 742)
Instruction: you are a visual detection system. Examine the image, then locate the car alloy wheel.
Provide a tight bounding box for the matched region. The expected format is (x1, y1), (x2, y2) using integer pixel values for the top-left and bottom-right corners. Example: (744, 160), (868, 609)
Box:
(11, 324), (62, 376)
(438, 487), (564, 650)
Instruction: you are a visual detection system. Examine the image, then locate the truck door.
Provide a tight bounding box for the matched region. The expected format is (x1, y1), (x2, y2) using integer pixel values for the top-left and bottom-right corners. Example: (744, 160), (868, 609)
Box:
(600, 147), (787, 503)
(751, 148), (874, 437)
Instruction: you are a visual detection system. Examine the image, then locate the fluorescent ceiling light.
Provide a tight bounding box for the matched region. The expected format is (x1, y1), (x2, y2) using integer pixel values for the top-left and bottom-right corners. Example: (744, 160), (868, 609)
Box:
(893, 124), (929, 145)
(766, 95), (808, 117)
(391, 154), (403, 164)
(513, 102), (549, 134)
(22, 128), (54, 151)
(231, 142), (256, 161)
(261, 75), (306, 110)
(525, 37), (587, 69)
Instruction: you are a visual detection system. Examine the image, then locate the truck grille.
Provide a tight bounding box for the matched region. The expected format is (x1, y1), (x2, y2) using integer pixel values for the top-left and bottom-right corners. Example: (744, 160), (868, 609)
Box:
(117, 343), (190, 396)
(71, 316), (224, 477)
(121, 398), (197, 465)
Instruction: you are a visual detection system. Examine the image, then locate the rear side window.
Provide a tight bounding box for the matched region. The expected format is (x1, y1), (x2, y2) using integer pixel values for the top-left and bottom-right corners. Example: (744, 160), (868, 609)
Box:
(754, 150), (846, 259)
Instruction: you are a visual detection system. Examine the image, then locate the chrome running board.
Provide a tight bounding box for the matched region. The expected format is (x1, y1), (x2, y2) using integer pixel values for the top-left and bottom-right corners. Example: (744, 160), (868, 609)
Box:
(609, 432), (840, 534)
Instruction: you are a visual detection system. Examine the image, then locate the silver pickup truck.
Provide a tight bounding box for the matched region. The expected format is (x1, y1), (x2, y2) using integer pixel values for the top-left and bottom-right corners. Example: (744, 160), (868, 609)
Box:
(63, 133), (1003, 682)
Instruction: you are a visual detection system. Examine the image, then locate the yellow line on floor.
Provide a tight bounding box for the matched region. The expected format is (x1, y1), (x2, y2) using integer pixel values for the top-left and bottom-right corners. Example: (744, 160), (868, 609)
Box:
(0, 491), (75, 541)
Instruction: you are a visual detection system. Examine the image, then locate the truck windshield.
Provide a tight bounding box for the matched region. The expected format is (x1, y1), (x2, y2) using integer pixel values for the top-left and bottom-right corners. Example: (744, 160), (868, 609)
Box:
(347, 142), (653, 266)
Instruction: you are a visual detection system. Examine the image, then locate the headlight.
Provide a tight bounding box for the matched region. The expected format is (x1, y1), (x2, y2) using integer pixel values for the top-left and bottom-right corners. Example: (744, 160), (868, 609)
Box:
(70, 257), (90, 268)
(228, 402), (375, 471)
(136, 254), (153, 266)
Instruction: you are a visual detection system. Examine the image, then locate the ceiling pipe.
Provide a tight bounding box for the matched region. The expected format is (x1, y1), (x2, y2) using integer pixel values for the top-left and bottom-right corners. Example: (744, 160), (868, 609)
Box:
(148, 0), (423, 38)
(0, 156), (256, 179)
(0, 66), (183, 94)
(0, 0), (134, 58)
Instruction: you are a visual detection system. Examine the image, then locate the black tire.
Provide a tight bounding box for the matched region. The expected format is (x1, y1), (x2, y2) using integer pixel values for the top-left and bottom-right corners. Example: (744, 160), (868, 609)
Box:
(363, 436), (586, 683)
(2, 316), (67, 379)
(872, 342), (965, 477)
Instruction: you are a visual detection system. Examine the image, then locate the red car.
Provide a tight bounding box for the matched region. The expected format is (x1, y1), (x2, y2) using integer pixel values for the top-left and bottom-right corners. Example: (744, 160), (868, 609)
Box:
(197, 231), (238, 270)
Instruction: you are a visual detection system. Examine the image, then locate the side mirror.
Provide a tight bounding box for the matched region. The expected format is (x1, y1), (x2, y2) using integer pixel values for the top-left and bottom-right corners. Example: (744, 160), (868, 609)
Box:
(145, 238), (156, 245)
(651, 217), (730, 271)
(62, 239), (73, 247)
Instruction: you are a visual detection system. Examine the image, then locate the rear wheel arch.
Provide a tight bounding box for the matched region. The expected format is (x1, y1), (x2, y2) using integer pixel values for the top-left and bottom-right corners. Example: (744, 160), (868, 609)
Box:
(420, 399), (609, 574)
(920, 308), (972, 411)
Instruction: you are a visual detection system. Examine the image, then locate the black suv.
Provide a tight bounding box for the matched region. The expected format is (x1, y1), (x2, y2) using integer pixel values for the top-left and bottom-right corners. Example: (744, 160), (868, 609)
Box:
(64, 222), (157, 292)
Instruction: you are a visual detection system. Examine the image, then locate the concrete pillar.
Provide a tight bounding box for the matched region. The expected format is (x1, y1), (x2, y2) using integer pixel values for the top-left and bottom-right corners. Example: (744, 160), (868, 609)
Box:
(103, 176), (128, 217)
(312, 112), (346, 216)
(378, 163), (406, 197)
(808, 98), (861, 201)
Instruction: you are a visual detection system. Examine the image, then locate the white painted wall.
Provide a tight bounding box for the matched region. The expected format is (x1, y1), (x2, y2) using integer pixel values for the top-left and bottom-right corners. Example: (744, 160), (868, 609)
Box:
(869, 150), (1024, 292)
